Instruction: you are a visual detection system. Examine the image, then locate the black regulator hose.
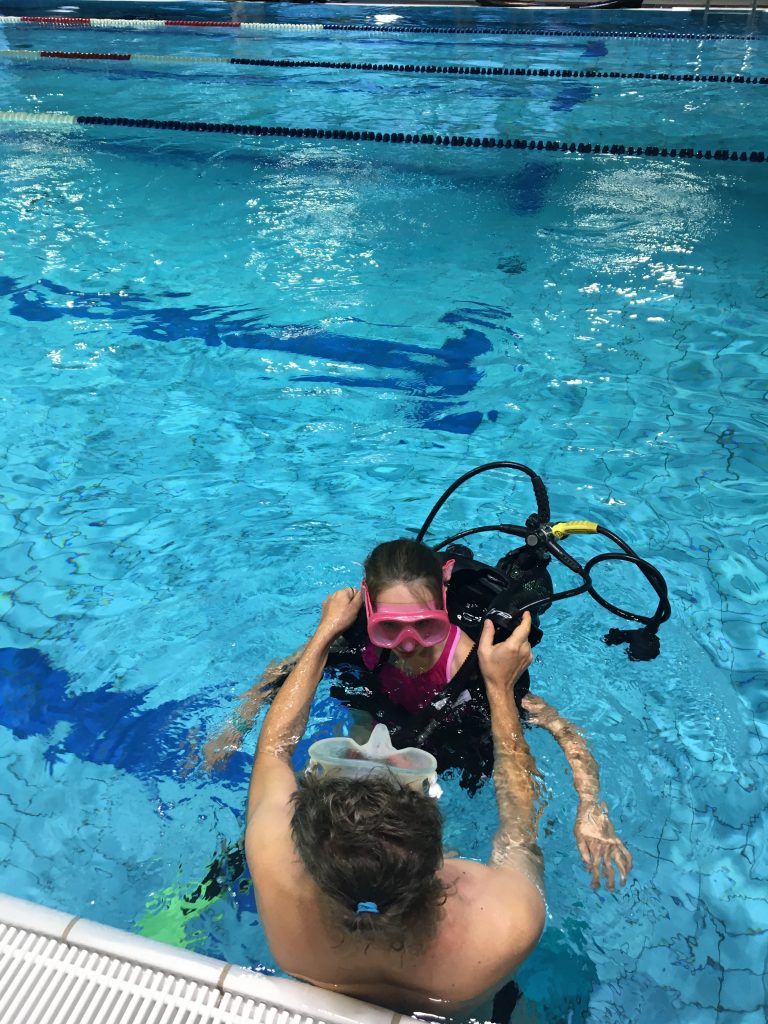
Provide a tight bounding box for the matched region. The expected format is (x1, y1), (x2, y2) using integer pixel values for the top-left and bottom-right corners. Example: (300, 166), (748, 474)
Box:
(415, 461), (670, 654)
(585, 550), (671, 630)
(430, 523), (529, 551)
(416, 461), (550, 544)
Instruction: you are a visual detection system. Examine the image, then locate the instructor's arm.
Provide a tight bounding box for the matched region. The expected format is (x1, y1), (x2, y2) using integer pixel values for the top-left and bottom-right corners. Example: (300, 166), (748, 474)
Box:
(481, 606), (548, 950)
(246, 587), (363, 821)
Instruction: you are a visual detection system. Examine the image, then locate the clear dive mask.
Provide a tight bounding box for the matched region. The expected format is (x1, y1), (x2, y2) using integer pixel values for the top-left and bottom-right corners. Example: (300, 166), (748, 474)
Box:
(307, 724), (441, 798)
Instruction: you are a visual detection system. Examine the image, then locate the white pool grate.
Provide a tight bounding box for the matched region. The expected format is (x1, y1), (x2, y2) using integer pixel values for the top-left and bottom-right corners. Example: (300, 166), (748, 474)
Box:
(0, 895), (407, 1024)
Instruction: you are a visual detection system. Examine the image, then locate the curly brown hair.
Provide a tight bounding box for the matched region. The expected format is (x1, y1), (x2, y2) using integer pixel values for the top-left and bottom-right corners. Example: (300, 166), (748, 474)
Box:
(291, 772), (449, 952)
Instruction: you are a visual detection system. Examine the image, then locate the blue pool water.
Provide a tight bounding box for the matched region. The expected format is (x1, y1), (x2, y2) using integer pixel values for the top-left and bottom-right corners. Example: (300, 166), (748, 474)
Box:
(0, 3), (766, 1021)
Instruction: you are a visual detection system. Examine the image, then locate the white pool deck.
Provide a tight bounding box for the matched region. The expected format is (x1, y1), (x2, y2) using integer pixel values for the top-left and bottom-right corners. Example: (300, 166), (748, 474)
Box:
(0, 894), (415, 1024)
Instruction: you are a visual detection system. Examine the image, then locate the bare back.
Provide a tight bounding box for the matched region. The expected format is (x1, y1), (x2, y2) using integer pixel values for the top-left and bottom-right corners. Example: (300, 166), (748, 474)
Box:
(246, 794), (545, 1015)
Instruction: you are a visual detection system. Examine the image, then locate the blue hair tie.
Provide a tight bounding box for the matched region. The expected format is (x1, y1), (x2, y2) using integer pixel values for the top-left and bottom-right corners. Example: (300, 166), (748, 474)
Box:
(356, 901), (379, 914)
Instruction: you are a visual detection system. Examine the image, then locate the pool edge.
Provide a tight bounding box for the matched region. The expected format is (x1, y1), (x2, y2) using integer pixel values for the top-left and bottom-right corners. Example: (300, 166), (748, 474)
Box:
(0, 892), (412, 1024)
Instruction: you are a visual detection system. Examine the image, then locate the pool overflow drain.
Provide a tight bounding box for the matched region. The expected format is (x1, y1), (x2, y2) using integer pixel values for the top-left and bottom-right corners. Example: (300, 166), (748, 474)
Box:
(3, 49), (767, 88)
(0, 15), (760, 43)
(0, 111), (764, 165)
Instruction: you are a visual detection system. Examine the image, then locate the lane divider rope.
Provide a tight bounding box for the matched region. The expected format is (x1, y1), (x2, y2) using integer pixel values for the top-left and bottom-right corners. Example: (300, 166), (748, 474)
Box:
(0, 110), (764, 165)
(0, 16), (318, 32)
(0, 15), (760, 42)
(3, 48), (767, 86)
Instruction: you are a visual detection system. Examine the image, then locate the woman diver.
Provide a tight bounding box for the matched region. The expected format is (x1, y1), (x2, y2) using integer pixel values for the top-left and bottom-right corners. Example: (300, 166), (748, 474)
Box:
(205, 536), (632, 892)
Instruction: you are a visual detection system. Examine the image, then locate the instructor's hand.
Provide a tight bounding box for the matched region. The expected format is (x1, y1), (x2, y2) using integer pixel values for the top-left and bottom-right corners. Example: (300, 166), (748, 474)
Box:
(317, 586), (363, 641)
(478, 612), (533, 693)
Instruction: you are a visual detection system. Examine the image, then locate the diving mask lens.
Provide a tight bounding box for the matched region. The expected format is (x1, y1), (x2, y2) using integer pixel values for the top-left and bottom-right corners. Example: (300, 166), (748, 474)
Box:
(370, 614), (450, 649)
(308, 724), (439, 796)
(362, 580), (451, 649)
(376, 618), (412, 644)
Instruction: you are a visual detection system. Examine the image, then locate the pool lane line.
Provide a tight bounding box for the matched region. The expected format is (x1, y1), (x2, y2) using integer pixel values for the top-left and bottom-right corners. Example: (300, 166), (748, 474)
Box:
(0, 15), (759, 42)
(0, 110), (764, 165)
(0, 16), (318, 32)
(3, 48), (767, 87)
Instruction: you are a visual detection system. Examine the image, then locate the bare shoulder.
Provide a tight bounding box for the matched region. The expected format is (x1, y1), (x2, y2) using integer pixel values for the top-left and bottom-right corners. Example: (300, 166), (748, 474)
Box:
(245, 792), (309, 928)
(244, 797), (324, 976)
(442, 858), (545, 967)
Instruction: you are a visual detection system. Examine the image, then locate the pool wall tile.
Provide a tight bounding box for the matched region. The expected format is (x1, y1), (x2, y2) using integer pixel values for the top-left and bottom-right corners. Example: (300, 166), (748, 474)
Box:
(682, 963), (721, 1010)
(587, 976), (699, 1024)
(718, 967), (766, 1013)
(718, 930), (768, 972)
(715, 1011), (767, 1024)
(710, 890), (768, 934)
(664, 1005), (717, 1024)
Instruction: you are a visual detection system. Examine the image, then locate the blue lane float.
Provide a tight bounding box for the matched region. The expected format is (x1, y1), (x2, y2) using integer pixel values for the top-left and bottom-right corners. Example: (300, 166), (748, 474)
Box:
(6, 48), (767, 87)
(230, 61), (768, 86)
(67, 113), (768, 164)
(1, 111), (765, 165)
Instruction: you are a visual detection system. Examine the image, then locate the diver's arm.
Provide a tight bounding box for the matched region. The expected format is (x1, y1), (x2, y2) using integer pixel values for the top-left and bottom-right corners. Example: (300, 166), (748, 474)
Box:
(522, 693), (632, 890)
(203, 649), (305, 771)
(478, 614), (544, 889)
(246, 588), (363, 820)
(521, 694), (601, 803)
(205, 628), (358, 770)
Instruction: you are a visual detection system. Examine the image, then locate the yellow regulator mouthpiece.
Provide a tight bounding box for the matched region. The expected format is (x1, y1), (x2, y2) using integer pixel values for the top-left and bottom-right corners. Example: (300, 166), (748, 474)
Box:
(551, 521), (599, 539)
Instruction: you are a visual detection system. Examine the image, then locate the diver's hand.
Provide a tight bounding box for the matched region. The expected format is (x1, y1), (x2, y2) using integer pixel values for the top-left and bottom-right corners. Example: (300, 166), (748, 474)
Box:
(478, 612), (533, 693)
(316, 587), (363, 643)
(574, 801), (633, 891)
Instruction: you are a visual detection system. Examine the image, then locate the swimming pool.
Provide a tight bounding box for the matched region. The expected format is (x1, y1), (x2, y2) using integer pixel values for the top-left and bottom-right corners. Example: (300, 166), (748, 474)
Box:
(0, 1), (766, 1020)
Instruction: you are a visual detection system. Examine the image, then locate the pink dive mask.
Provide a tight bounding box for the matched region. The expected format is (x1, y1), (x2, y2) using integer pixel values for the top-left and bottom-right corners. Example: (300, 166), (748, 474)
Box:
(362, 563), (453, 652)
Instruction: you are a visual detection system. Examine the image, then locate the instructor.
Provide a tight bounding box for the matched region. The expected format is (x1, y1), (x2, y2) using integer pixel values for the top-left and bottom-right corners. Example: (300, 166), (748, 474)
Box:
(245, 586), (545, 1015)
